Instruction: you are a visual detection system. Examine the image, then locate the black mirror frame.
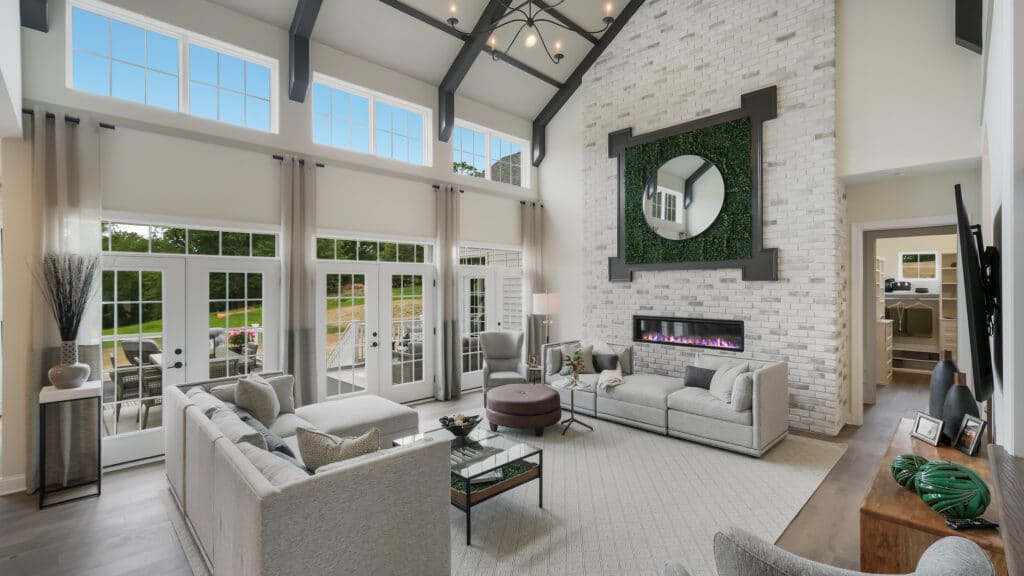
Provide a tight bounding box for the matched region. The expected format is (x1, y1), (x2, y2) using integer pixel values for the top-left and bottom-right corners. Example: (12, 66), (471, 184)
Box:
(607, 86), (779, 282)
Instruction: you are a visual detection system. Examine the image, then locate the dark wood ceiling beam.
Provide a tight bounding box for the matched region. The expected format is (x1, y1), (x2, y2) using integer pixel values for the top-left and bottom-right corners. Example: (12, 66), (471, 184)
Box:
(531, 0), (598, 44)
(438, 0), (509, 142)
(531, 0), (646, 166)
(21, 0), (48, 32)
(288, 0), (323, 103)
(377, 0), (562, 89)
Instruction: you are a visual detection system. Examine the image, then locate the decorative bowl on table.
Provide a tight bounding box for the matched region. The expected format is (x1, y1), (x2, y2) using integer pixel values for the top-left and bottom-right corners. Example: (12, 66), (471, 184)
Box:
(439, 414), (481, 438)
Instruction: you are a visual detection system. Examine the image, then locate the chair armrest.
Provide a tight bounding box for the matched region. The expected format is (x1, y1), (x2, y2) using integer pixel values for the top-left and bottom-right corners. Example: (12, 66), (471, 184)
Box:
(751, 362), (789, 449)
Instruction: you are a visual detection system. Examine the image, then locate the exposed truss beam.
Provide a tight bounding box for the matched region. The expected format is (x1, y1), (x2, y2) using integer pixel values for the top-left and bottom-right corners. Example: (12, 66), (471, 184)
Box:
(21, 0), (48, 32)
(377, 0), (562, 89)
(531, 0), (598, 44)
(531, 0), (646, 166)
(437, 1), (509, 142)
(288, 0), (323, 103)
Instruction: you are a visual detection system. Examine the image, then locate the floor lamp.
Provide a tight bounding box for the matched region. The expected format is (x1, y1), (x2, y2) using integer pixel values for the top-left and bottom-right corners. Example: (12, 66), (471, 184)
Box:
(532, 293), (561, 344)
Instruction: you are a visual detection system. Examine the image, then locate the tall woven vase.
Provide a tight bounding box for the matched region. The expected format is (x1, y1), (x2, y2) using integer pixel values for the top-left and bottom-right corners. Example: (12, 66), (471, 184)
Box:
(47, 341), (91, 389)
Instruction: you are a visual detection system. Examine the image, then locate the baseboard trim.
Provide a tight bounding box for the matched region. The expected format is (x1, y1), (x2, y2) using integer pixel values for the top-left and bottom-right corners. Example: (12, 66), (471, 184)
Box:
(0, 474), (26, 495)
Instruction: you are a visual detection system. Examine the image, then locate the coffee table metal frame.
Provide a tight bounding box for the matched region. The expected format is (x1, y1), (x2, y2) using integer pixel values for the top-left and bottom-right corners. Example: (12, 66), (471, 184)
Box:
(561, 386), (593, 435)
(394, 428), (542, 545)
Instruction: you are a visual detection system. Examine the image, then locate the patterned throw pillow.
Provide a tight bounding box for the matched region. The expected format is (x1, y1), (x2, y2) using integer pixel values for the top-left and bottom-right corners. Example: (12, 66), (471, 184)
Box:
(295, 427), (381, 472)
(235, 374), (281, 427)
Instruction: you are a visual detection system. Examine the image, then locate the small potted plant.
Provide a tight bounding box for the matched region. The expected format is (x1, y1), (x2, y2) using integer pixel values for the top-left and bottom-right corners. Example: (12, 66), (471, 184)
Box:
(35, 252), (100, 389)
(566, 349), (586, 387)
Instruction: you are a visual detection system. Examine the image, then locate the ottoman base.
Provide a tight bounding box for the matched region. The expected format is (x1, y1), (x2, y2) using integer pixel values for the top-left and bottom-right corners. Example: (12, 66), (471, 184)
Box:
(486, 407), (562, 436)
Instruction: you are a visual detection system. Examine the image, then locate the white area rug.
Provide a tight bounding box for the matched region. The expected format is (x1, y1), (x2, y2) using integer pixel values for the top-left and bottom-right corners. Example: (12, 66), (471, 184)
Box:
(451, 418), (846, 576)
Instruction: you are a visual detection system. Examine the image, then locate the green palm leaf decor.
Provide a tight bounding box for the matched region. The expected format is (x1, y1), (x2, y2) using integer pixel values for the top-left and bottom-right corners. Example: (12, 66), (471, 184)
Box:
(890, 454), (929, 491)
(914, 461), (991, 519)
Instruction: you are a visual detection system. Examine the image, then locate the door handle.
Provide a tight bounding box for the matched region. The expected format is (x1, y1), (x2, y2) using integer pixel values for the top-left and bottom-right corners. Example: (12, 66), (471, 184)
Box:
(371, 342), (379, 348)
(173, 361), (183, 369)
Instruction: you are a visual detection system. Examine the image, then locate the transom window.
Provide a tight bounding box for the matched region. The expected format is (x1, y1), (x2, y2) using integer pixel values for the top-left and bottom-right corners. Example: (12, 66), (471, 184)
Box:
(312, 73), (431, 167)
(452, 121), (528, 188)
(101, 222), (277, 257)
(316, 237), (434, 264)
(68, 0), (278, 132)
(458, 246), (522, 269)
(899, 252), (939, 280)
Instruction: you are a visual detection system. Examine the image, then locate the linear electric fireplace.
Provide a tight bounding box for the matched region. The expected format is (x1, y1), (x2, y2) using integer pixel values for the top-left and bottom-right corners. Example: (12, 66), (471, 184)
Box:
(633, 316), (744, 352)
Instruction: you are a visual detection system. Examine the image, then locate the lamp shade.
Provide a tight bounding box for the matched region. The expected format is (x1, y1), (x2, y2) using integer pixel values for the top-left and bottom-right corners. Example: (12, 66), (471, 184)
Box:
(532, 293), (561, 315)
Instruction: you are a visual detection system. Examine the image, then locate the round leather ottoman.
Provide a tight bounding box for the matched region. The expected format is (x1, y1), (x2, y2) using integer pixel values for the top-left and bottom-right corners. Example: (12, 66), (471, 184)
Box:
(486, 384), (561, 436)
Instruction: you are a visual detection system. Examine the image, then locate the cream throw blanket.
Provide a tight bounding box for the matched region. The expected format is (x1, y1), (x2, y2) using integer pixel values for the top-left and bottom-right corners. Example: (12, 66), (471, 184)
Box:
(598, 369), (624, 390)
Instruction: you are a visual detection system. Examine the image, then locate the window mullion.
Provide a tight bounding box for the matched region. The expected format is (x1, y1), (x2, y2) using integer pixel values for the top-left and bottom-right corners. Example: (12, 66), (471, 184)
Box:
(484, 133), (491, 180)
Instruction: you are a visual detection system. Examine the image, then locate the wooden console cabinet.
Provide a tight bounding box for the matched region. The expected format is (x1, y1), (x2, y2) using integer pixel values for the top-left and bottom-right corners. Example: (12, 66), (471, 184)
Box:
(860, 418), (1006, 575)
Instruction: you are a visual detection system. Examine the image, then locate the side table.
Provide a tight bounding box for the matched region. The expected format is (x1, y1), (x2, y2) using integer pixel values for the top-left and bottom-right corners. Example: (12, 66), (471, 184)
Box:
(39, 380), (102, 509)
(527, 364), (542, 384)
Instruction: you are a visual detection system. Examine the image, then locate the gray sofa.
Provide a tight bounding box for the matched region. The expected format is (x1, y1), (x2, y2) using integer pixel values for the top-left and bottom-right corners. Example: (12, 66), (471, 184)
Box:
(541, 340), (789, 457)
(665, 527), (993, 575)
(164, 372), (451, 576)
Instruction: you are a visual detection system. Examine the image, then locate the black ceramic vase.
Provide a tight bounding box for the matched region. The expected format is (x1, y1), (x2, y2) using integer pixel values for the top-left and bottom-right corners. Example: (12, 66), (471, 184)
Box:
(941, 372), (979, 444)
(929, 350), (957, 419)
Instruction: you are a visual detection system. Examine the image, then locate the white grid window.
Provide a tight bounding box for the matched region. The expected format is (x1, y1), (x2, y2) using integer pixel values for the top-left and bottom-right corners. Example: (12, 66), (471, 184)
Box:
(311, 73), (432, 167)
(188, 44), (271, 131)
(452, 120), (529, 188)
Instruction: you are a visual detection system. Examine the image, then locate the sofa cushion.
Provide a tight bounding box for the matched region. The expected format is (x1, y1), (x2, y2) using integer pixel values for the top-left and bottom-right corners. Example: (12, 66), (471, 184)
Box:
(545, 347), (562, 375)
(210, 408), (268, 450)
(212, 374), (296, 414)
(235, 374), (280, 426)
(668, 387), (753, 426)
(269, 412), (315, 438)
(731, 372), (754, 412)
(709, 363), (749, 404)
(186, 388), (225, 417)
(489, 370), (527, 386)
(295, 395), (418, 439)
(684, 365), (716, 390)
(597, 374), (687, 409)
(230, 405), (297, 459)
(237, 442), (309, 486)
(296, 427), (380, 472)
(594, 353), (619, 372)
(616, 346), (633, 376)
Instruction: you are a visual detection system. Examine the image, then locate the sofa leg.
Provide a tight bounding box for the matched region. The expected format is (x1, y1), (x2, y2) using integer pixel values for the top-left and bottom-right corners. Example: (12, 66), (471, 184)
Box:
(489, 423), (498, 432)
(534, 428), (543, 437)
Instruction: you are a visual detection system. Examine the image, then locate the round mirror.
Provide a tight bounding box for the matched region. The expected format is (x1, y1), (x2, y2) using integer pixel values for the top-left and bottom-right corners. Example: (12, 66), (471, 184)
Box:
(642, 155), (725, 240)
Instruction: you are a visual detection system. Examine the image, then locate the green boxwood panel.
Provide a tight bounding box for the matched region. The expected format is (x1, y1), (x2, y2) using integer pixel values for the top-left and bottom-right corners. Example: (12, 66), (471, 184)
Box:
(624, 117), (752, 264)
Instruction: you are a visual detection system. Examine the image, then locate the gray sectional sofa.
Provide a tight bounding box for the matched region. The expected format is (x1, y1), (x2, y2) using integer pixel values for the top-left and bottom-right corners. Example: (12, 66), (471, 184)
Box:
(541, 341), (789, 457)
(164, 372), (451, 576)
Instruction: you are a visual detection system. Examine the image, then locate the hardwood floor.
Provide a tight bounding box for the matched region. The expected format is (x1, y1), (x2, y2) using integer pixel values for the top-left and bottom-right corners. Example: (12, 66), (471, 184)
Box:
(0, 381), (926, 575)
(776, 373), (929, 569)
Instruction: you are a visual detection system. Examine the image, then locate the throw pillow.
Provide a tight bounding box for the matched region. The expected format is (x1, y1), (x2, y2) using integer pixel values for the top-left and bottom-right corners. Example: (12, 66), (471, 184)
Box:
(683, 365), (716, 390)
(235, 374), (281, 427)
(210, 408), (267, 450)
(594, 353), (619, 372)
(213, 376), (295, 414)
(229, 404), (297, 459)
(709, 362), (749, 404)
(237, 442), (310, 486)
(209, 383), (236, 403)
(731, 372), (755, 412)
(559, 342), (580, 376)
(545, 347), (562, 375)
(186, 389), (225, 417)
(562, 344), (597, 374)
(616, 346), (633, 376)
(295, 427), (380, 472)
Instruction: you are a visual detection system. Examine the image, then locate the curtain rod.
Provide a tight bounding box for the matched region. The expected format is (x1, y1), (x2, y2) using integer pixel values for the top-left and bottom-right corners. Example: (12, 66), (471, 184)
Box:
(22, 108), (116, 130)
(271, 154), (324, 168)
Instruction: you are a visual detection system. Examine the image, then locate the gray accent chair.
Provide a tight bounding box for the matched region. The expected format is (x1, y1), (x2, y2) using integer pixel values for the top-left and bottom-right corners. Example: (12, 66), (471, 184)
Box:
(664, 528), (994, 576)
(479, 331), (527, 400)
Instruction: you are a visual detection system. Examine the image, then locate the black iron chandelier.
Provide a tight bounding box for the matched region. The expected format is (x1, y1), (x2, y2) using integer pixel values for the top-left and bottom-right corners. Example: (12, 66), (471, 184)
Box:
(446, 1), (616, 64)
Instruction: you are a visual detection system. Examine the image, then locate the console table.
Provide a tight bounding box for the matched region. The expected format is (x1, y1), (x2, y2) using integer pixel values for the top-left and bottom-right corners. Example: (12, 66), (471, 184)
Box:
(38, 380), (102, 508)
(860, 417), (1005, 575)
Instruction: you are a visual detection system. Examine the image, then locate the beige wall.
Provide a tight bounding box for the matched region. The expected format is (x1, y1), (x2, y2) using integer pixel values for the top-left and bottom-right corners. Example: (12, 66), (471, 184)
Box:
(847, 166), (982, 225)
(459, 191), (521, 247)
(317, 165), (435, 239)
(837, 0), (982, 177)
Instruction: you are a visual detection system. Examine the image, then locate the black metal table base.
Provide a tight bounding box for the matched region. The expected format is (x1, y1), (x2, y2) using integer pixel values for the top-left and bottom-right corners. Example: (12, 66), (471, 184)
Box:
(456, 451), (543, 546)
(561, 387), (593, 435)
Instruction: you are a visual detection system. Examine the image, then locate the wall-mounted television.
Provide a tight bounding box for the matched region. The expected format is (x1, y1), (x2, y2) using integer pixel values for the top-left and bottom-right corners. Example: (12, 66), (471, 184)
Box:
(954, 184), (1000, 402)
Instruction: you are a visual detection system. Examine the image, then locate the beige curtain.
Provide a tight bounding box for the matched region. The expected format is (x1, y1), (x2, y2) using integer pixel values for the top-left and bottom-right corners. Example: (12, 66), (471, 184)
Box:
(27, 108), (103, 493)
(281, 157), (318, 406)
(435, 185), (461, 400)
(521, 201), (544, 359)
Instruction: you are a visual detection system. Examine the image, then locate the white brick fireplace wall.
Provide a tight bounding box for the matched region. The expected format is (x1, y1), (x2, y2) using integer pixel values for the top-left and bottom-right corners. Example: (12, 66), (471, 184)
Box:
(578, 0), (848, 434)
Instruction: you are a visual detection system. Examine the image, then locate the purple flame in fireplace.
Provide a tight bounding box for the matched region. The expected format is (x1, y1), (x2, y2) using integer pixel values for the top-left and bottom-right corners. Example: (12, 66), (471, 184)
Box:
(638, 332), (743, 350)
(633, 316), (745, 352)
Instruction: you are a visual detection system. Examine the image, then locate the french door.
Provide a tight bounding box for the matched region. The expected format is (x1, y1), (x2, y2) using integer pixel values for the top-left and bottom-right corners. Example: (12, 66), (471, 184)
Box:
(99, 256), (185, 466)
(100, 256), (281, 466)
(316, 262), (435, 403)
(459, 268), (524, 390)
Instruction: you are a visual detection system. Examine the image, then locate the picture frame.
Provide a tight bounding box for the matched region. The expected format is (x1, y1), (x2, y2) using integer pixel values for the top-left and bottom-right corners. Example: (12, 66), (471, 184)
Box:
(910, 412), (943, 446)
(954, 414), (987, 456)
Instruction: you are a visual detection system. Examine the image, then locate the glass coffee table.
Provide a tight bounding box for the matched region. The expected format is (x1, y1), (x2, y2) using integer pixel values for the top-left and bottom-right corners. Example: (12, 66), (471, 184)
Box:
(394, 427), (543, 545)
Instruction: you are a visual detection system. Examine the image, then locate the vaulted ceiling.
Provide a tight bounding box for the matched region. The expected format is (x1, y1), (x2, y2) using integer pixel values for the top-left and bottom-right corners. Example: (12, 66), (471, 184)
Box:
(207, 0), (645, 165)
